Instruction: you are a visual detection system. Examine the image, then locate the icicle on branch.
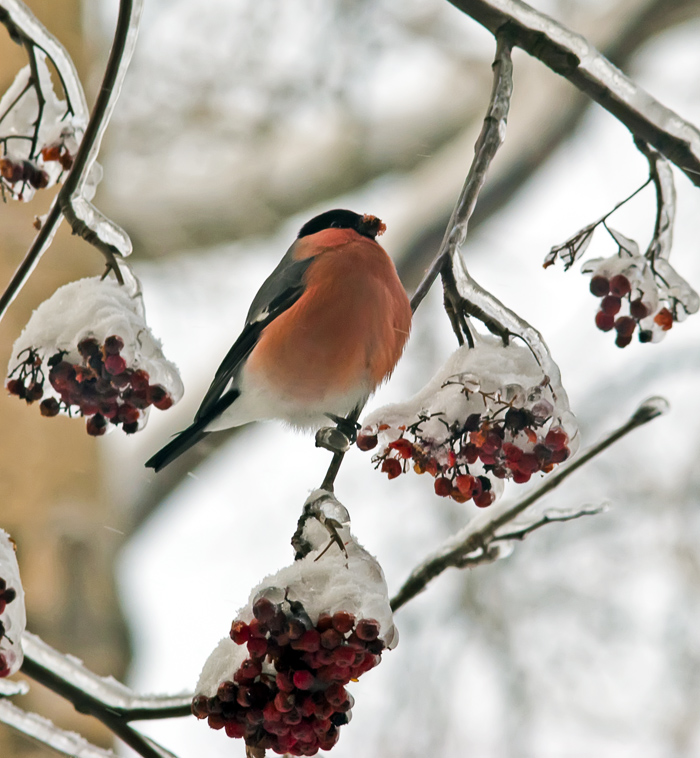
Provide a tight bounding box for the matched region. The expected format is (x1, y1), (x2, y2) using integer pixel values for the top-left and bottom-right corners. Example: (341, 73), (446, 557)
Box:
(0, 0), (142, 322)
(390, 396), (668, 612)
(448, 0), (700, 187)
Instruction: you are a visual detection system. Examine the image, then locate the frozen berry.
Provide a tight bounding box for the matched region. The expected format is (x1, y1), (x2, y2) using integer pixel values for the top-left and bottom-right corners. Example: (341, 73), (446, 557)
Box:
(6, 379), (25, 398)
(454, 474), (476, 497)
(356, 433), (378, 451)
(600, 295), (622, 316)
(589, 276), (610, 297)
(473, 491), (495, 507)
(615, 316), (636, 338)
(654, 307), (673, 331)
(149, 385), (173, 410)
(86, 413), (108, 436)
(434, 477), (452, 497)
(388, 438), (414, 459)
(104, 354), (127, 375)
(630, 298), (649, 320)
(639, 329), (653, 343)
(355, 618), (380, 642)
(545, 427), (568, 450)
(381, 458), (402, 479)
(292, 670), (315, 690)
(77, 338), (100, 358)
(331, 611), (355, 634)
(609, 274), (631, 297)
(595, 311), (615, 332)
(40, 397), (60, 417)
(103, 335), (124, 355)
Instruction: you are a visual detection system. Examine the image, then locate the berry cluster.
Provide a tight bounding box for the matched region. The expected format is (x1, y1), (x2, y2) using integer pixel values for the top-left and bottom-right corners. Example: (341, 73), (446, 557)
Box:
(0, 577), (18, 679)
(0, 157), (49, 194)
(192, 594), (385, 756)
(589, 272), (673, 347)
(6, 336), (173, 436)
(358, 395), (571, 506)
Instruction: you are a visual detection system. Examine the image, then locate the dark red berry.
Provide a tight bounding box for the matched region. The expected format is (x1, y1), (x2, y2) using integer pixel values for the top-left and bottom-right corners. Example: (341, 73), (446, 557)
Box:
(615, 316), (636, 338)
(104, 335), (124, 355)
(86, 414), (108, 436)
(609, 274), (631, 297)
(589, 276), (610, 297)
(434, 477), (452, 497)
(629, 298), (649, 320)
(356, 433), (378, 451)
(40, 397), (61, 417)
(600, 295), (622, 316)
(230, 620), (250, 644)
(473, 491), (495, 508)
(77, 338), (100, 358)
(595, 311), (615, 332)
(331, 611), (355, 634)
(292, 670), (315, 690)
(355, 618), (380, 642)
(6, 379), (25, 398)
(615, 333), (633, 348)
(104, 354), (127, 375)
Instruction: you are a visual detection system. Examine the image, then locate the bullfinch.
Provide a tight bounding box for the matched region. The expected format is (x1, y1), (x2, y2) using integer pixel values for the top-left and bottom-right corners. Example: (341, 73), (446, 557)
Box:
(145, 209), (412, 472)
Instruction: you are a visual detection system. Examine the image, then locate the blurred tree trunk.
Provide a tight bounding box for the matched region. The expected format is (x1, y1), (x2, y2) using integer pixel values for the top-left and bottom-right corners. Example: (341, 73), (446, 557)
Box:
(0, 2), (130, 754)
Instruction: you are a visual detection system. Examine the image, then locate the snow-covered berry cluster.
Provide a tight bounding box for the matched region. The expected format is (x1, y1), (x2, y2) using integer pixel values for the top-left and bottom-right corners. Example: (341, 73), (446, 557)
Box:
(193, 595), (384, 755)
(7, 336), (173, 436)
(582, 240), (698, 347)
(6, 276), (183, 436)
(0, 50), (85, 202)
(0, 530), (26, 678)
(358, 337), (578, 506)
(194, 491), (397, 756)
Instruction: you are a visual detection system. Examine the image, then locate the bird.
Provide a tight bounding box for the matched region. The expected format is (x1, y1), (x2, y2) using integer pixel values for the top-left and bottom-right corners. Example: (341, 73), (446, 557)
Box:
(145, 209), (412, 472)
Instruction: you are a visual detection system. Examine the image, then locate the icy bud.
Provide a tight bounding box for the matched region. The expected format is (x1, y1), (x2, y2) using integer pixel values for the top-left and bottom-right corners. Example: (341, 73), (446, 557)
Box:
(583, 239), (699, 347)
(0, 531), (26, 678)
(358, 334), (578, 505)
(0, 53), (87, 202)
(6, 274), (183, 436)
(193, 491), (396, 754)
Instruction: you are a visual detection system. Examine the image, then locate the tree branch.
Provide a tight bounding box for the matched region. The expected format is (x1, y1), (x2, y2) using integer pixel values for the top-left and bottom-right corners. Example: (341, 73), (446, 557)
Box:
(390, 396), (668, 612)
(448, 0), (700, 187)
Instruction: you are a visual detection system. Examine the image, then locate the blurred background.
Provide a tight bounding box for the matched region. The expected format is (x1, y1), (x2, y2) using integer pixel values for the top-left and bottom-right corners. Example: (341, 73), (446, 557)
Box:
(2, 0), (700, 756)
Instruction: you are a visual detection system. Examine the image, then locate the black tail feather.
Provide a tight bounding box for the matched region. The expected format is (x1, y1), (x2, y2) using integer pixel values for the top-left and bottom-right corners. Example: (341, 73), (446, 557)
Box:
(145, 420), (209, 472)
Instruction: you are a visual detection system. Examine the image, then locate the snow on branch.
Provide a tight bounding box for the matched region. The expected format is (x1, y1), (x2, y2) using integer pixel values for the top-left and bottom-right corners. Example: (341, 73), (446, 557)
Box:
(390, 396), (668, 612)
(448, 0), (700, 187)
(0, 0), (142, 322)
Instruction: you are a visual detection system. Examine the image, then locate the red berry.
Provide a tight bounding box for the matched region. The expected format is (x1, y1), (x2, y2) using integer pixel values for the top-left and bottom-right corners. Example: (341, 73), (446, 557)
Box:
(77, 338), (100, 358)
(545, 427), (568, 450)
(473, 491), (494, 508)
(595, 311), (615, 332)
(654, 307), (674, 331)
(103, 335), (124, 355)
(130, 369), (150, 390)
(293, 629), (321, 653)
(356, 433), (378, 451)
(6, 379), (25, 398)
(589, 276), (610, 297)
(325, 684), (348, 707)
(388, 438), (414, 459)
(615, 316), (636, 338)
(609, 274), (631, 297)
(86, 414), (108, 436)
(40, 397), (61, 417)
(320, 628), (343, 649)
(454, 474), (476, 497)
(381, 458), (402, 479)
(292, 670), (315, 690)
(230, 620), (250, 644)
(104, 354), (127, 375)
(630, 298), (649, 320)
(355, 618), (380, 642)
(331, 611), (355, 634)
(615, 333), (633, 348)
(434, 477), (452, 497)
(274, 692), (295, 713)
(600, 295), (622, 316)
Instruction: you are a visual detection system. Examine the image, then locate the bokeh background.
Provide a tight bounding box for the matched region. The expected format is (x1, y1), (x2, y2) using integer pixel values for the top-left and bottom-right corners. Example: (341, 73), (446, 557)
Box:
(2, 0), (700, 756)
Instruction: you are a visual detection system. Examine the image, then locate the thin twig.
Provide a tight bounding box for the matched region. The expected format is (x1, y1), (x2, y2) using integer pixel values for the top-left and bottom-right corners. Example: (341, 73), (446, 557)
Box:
(390, 396), (667, 612)
(492, 504), (605, 542)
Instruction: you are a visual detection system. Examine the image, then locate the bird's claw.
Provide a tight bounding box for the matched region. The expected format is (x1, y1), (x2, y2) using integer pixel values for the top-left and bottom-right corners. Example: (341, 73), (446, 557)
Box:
(325, 414), (360, 444)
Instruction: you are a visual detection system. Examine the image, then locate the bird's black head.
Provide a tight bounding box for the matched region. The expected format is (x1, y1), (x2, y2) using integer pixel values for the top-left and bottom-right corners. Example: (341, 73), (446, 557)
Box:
(297, 209), (386, 240)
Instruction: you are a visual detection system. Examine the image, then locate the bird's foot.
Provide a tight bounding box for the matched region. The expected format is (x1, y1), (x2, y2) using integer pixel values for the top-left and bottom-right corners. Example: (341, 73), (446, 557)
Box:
(315, 414), (360, 454)
(326, 413), (360, 443)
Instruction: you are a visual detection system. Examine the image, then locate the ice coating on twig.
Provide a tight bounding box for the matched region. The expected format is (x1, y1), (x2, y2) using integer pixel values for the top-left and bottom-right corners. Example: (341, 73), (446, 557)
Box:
(359, 333), (578, 506)
(194, 492), (396, 755)
(6, 274), (183, 436)
(0, 530), (26, 678)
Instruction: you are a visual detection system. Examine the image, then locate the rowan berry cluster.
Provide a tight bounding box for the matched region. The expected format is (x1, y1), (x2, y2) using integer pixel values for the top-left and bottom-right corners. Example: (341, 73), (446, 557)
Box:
(6, 335), (173, 436)
(583, 249), (688, 347)
(192, 593), (385, 756)
(359, 391), (571, 506)
(0, 157), (49, 194)
(0, 577), (18, 678)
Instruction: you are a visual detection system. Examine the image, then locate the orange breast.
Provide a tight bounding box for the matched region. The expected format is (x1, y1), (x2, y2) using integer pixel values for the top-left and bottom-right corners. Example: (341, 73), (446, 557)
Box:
(246, 231), (411, 403)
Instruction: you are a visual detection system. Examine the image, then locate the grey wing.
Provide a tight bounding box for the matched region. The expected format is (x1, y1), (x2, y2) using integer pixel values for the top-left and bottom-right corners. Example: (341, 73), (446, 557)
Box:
(194, 246), (314, 423)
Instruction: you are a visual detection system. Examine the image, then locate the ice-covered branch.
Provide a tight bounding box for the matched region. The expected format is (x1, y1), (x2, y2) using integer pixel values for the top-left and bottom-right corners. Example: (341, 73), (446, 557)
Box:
(492, 504), (605, 542)
(22, 632), (192, 719)
(0, 700), (119, 758)
(0, 0), (141, 323)
(390, 396), (668, 612)
(448, 0), (700, 187)
(635, 139), (676, 263)
(410, 32), (513, 315)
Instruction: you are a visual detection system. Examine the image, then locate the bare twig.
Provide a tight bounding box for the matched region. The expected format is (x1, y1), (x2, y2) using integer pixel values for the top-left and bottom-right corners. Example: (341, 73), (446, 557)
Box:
(493, 504), (605, 542)
(448, 0), (700, 187)
(390, 396), (667, 612)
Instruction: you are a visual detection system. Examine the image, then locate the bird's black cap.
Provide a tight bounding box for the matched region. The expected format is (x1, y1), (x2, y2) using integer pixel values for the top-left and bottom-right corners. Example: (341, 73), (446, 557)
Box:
(297, 209), (386, 240)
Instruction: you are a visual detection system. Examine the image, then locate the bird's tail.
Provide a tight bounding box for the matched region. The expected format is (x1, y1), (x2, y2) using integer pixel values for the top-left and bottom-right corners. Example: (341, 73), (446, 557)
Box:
(145, 420), (209, 472)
